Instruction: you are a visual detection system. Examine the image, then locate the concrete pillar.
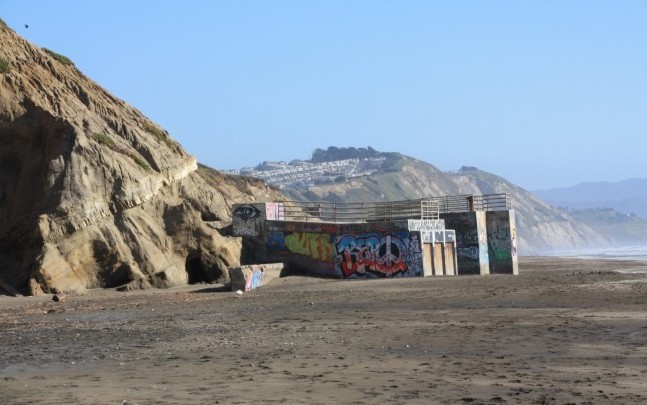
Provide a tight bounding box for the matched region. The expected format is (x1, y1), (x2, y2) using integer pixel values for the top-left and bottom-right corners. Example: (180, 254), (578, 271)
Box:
(443, 242), (457, 276)
(422, 243), (432, 277)
(486, 210), (519, 275)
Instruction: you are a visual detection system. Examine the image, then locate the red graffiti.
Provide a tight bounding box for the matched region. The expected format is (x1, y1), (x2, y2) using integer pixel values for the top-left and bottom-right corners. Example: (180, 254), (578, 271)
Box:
(337, 234), (408, 278)
(320, 223), (338, 234)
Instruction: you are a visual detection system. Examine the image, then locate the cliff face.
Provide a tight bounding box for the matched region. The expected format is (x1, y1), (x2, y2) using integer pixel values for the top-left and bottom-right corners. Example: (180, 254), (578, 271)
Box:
(0, 25), (282, 295)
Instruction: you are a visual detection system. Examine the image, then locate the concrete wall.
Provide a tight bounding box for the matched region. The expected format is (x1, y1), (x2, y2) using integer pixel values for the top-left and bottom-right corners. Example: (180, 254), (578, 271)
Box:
(441, 211), (490, 275)
(486, 210), (519, 275)
(232, 203), (519, 278)
(264, 220), (424, 278)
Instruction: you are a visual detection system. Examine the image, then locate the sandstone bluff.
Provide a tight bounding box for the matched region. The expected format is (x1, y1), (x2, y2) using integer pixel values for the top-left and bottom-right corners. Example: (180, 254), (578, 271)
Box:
(0, 24), (282, 295)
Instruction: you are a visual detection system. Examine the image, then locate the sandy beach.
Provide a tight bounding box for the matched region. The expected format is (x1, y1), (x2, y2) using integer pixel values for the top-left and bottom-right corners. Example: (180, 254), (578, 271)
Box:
(1, 256), (647, 404)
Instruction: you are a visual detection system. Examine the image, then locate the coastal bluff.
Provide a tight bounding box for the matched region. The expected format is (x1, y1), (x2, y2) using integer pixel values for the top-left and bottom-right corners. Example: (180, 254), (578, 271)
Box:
(0, 23), (281, 295)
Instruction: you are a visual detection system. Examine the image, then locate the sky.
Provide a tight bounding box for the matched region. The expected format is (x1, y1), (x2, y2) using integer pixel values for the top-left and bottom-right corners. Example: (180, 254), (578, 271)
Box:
(2, 1), (646, 190)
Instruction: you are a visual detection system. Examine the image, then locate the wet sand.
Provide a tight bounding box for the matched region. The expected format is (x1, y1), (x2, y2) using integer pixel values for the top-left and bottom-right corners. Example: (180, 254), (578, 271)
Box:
(1, 256), (647, 404)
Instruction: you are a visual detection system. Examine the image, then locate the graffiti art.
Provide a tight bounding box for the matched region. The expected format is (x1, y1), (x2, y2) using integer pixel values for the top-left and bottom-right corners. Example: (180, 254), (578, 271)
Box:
(334, 233), (418, 278)
(233, 205), (261, 222)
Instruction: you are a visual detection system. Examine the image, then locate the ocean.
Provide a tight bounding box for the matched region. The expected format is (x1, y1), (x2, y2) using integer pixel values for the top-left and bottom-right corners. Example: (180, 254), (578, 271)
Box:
(550, 245), (647, 261)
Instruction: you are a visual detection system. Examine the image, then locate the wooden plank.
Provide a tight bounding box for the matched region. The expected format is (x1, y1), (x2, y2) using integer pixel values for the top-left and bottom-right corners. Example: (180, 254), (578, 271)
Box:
(444, 243), (456, 276)
(433, 243), (444, 276)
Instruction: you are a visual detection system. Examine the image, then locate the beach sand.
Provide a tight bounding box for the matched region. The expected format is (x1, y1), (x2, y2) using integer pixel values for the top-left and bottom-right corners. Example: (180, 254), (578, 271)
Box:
(1, 256), (647, 404)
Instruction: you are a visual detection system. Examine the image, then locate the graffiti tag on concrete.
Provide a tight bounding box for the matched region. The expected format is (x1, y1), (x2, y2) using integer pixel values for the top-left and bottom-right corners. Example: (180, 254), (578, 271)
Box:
(334, 233), (420, 278)
(233, 205), (261, 222)
(245, 269), (264, 291)
(408, 219), (446, 231)
(232, 203), (266, 237)
(284, 232), (334, 262)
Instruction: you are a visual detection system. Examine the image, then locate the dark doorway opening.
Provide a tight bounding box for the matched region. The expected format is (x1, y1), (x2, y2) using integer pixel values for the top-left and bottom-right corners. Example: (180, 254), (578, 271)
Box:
(186, 256), (209, 284)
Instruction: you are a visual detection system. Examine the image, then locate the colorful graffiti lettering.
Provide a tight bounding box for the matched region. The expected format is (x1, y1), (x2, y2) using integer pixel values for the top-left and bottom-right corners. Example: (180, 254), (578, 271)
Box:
(284, 232), (334, 262)
(334, 233), (414, 278)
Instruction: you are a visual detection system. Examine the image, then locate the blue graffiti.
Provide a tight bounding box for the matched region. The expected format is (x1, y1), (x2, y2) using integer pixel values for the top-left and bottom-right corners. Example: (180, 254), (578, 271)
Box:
(250, 270), (263, 290)
(457, 246), (479, 260)
(266, 231), (286, 251)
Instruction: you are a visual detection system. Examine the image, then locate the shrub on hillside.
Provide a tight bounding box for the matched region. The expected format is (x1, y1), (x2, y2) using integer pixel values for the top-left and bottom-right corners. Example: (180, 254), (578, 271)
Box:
(90, 132), (114, 147)
(0, 56), (10, 73)
(90, 132), (151, 172)
(42, 48), (74, 66)
(143, 122), (173, 147)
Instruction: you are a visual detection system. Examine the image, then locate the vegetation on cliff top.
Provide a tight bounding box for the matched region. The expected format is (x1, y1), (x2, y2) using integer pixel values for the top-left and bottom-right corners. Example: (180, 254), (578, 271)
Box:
(143, 122), (174, 147)
(90, 132), (150, 171)
(42, 48), (74, 66)
(310, 146), (402, 171)
(310, 146), (383, 163)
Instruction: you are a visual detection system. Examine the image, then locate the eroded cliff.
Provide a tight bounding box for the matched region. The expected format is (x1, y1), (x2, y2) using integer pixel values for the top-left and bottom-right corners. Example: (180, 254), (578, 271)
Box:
(0, 24), (282, 295)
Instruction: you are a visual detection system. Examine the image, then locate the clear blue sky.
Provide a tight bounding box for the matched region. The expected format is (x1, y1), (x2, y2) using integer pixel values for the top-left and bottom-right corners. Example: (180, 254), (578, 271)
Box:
(2, 1), (646, 189)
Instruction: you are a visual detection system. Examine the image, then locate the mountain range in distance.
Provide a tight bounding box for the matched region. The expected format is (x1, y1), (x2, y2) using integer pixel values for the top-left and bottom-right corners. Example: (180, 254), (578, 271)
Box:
(533, 178), (647, 219)
(533, 179), (647, 247)
(226, 146), (647, 252)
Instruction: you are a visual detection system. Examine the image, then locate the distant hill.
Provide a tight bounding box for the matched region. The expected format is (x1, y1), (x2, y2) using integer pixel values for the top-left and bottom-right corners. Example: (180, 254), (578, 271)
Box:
(534, 178), (647, 219)
(562, 207), (647, 245)
(310, 146), (390, 163)
(266, 148), (610, 254)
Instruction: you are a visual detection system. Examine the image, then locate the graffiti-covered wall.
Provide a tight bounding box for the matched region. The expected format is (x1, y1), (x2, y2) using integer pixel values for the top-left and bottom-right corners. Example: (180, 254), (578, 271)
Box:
(232, 202), (286, 237)
(441, 211), (489, 275)
(232, 203), (267, 237)
(232, 203), (518, 278)
(486, 210), (519, 275)
(264, 220), (424, 278)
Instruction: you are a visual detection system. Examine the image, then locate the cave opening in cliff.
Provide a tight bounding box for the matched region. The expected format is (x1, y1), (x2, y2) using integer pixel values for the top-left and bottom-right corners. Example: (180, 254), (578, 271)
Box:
(185, 256), (208, 284)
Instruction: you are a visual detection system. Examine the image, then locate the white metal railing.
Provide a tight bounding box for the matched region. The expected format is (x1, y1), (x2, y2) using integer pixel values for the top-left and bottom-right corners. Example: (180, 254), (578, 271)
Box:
(271, 193), (511, 223)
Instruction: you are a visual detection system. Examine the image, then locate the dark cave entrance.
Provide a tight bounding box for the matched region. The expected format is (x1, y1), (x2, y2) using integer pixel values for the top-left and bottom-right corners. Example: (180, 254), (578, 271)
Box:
(185, 256), (209, 284)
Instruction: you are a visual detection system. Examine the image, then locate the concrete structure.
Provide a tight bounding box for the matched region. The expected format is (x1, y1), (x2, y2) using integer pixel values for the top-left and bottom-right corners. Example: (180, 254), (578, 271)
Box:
(441, 211), (490, 275)
(486, 210), (518, 275)
(231, 194), (518, 279)
(229, 263), (285, 291)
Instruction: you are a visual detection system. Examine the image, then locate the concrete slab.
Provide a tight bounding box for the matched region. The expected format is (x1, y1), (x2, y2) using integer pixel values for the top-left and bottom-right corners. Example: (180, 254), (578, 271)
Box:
(229, 263), (285, 292)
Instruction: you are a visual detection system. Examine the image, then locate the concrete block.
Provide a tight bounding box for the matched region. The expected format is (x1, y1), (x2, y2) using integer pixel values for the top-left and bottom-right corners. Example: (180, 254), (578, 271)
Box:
(229, 263), (285, 292)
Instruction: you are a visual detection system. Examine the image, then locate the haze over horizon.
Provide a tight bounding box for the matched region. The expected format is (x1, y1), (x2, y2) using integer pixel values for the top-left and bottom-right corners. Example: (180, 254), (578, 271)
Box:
(2, 1), (646, 190)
